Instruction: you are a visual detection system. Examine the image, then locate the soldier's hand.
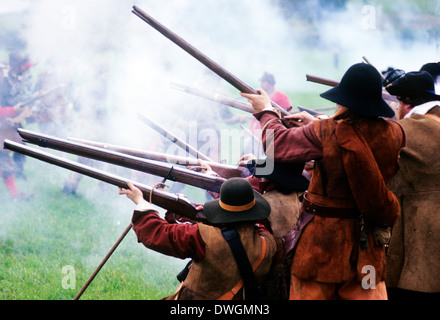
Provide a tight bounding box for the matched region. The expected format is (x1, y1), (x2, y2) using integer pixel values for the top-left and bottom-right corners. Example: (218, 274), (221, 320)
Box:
(119, 181), (145, 205)
(238, 153), (257, 166)
(283, 111), (316, 125)
(240, 89), (272, 113)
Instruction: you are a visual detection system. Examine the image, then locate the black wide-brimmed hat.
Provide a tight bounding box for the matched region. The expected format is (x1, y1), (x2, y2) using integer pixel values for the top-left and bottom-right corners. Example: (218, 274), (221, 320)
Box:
(385, 71), (440, 101)
(320, 63), (395, 118)
(203, 177), (271, 224)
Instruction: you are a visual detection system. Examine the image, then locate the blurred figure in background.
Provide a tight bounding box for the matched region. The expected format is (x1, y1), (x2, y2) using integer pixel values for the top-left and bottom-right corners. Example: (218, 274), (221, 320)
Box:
(0, 53), (34, 199)
(248, 72), (292, 136)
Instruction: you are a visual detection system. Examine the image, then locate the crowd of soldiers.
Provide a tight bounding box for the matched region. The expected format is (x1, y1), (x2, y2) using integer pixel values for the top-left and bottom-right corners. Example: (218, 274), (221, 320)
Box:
(0, 51), (75, 199)
(2, 47), (439, 300)
(120, 62), (440, 301)
(0, 51), (36, 199)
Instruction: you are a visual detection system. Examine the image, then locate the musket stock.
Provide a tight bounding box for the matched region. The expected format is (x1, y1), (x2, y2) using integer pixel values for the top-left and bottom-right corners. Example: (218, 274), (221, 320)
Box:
(131, 5), (290, 117)
(3, 139), (207, 222)
(17, 129), (225, 193)
(68, 136), (250, 179)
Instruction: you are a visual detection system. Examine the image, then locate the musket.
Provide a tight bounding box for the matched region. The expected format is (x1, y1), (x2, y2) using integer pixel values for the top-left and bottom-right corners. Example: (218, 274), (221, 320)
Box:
(296, 105), (336, 114)
(17, 128), (225, 193)
(3, 139), (207, 222)
(68, 136), (250, 179)
(305, 74), (339, 87)
(297, 105), (321, 116)
(170, 82), (254, 113)
(138, 113), (214, 162)
(131, 5), (290, 117)
(305, 73), (397, 102)
(362, 56), (385, 80)
(22, 84), (65, 106)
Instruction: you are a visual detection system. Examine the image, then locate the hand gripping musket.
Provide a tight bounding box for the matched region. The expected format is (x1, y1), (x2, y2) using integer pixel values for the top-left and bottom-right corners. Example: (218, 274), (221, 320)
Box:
(170, 82), (255, 114)
(16, 129), (225, 193)
(131, 5), (291, 117)
(138, 113), (214, 162)
(68, 136), (250, 179)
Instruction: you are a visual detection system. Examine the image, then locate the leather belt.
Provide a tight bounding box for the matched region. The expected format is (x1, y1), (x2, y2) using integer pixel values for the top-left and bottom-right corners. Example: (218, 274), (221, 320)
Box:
(302, 194), (358, 219)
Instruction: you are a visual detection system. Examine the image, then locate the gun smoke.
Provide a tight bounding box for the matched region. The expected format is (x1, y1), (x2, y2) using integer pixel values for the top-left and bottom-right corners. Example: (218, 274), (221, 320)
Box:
(1, 0), (439, 298)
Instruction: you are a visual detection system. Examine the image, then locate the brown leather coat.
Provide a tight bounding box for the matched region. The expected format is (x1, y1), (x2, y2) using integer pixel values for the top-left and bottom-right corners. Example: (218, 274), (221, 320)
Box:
(291, 116), (405, 283)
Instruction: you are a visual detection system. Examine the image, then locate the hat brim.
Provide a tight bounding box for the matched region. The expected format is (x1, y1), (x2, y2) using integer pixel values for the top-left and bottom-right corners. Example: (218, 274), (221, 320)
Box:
(203, 190), (271, 225)
(386, 85), (440, 101)
(320, 86), (395, 118)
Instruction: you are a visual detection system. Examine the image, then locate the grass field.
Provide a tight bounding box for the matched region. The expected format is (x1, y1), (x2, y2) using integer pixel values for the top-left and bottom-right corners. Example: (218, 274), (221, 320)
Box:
(0, 147), (191, 300)
(0, 88), (334, 301)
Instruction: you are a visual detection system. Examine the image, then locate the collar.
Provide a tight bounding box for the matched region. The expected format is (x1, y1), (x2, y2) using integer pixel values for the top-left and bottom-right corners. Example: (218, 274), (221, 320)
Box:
(404, 100), (440, 119)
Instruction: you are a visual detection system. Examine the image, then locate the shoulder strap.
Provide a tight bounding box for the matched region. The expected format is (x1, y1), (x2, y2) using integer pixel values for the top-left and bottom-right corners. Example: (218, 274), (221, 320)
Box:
(221, 227), (259, 300)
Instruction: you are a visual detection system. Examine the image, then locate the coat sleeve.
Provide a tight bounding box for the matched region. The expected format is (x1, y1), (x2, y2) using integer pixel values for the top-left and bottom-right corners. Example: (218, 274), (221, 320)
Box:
(254, 110), (323, 162)
(132, 210), (206, 262)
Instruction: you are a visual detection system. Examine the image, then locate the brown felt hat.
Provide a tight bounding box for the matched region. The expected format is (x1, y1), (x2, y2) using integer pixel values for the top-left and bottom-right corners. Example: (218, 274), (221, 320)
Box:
(203, 178), (271, 224)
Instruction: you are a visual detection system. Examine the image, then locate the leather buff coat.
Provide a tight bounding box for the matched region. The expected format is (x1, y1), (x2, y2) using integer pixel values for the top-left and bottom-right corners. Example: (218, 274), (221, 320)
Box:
(290, 116), (405, 283)
(386, 112), (440, 293)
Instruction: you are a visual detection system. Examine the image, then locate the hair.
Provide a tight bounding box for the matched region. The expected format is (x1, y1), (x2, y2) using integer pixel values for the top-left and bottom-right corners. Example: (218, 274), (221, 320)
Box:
(397, 96), (433, 108)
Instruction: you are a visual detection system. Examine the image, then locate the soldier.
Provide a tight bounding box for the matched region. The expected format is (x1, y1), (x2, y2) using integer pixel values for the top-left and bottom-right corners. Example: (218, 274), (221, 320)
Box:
(119, 177), (278, 300)
(248, 72), (292, 136)
(384, 70), (440, 299)
(420, 62), (440, 93)
(0, 55), (34, 199)
(242, 63), (405, 300)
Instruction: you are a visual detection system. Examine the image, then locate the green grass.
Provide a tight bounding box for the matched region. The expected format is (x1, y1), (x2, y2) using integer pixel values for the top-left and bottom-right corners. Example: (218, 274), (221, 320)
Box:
(0, 153), (189, 300)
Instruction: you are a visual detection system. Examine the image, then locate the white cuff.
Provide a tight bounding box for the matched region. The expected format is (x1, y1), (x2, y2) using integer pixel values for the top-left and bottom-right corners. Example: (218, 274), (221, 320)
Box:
(135, 200), (154, 212)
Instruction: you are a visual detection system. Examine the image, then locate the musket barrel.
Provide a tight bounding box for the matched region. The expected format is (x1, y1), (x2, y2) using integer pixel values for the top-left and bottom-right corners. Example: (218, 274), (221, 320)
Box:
(305, 74), (339, 87)
(3, 139), (206, 220)
(138, 113), (214, 162)
(131, 5), (290, 117)
(306, 73), (397, 102)
(17, 129), (225, 193)
(171, 82), (255, 114)
(68, 137), (250, 179)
